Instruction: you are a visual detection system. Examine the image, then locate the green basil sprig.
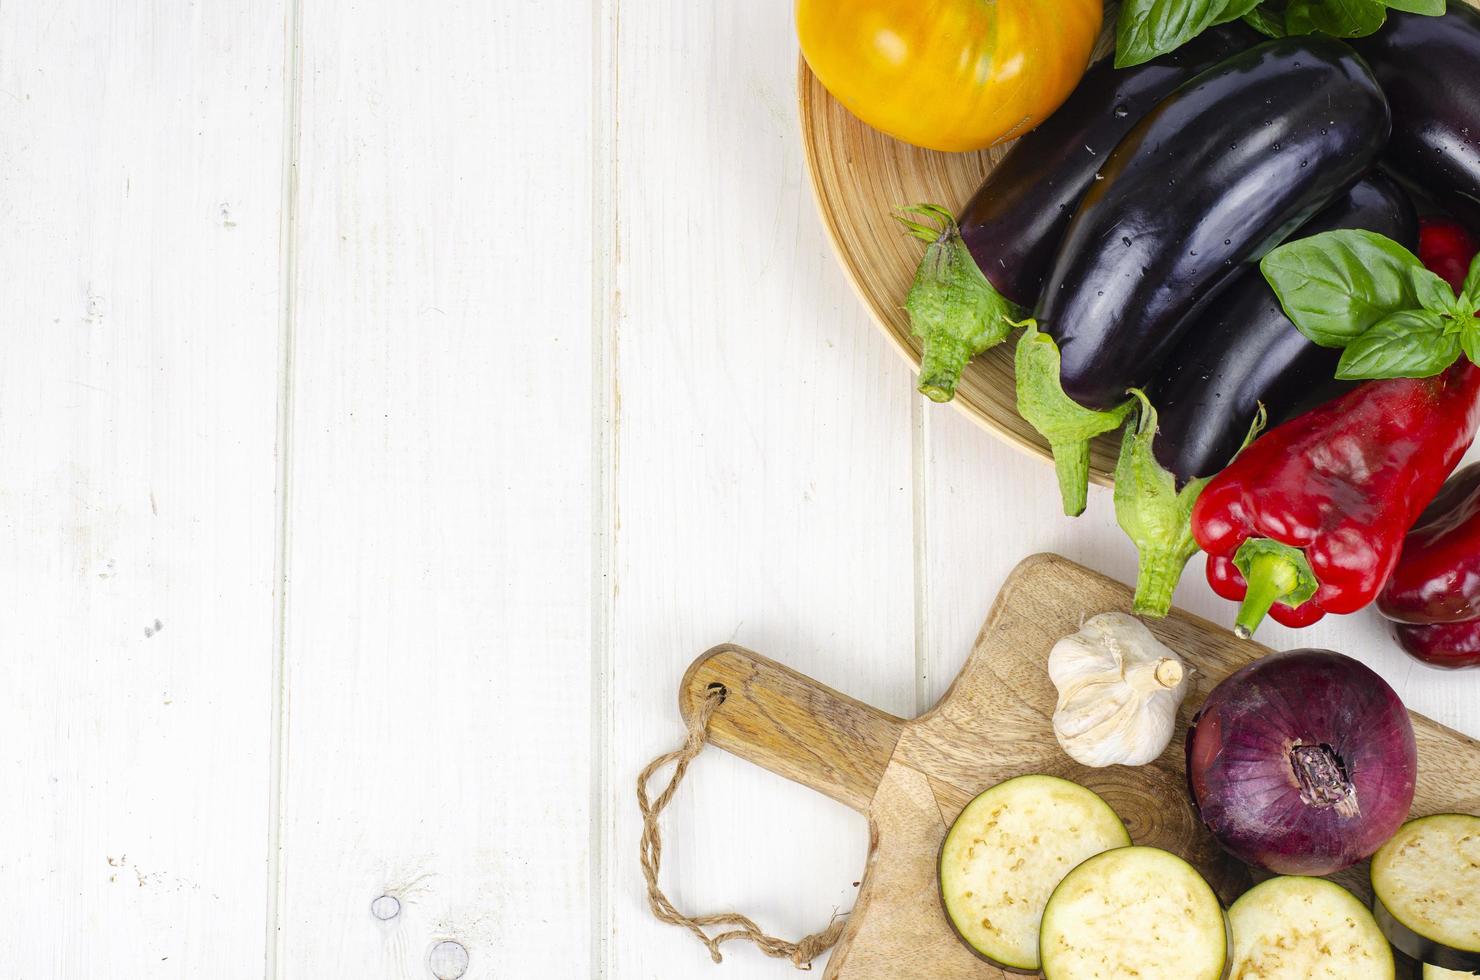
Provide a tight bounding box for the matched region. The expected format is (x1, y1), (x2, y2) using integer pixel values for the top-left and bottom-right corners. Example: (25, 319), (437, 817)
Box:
(1261, 229), (1480, 380)
(1116, 0), (1261, 68)
(1116, 0), (1445, 67)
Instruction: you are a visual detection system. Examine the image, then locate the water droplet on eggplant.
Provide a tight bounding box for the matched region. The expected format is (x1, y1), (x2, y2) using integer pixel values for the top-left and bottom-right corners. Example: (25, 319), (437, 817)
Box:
(1114, 104), (1129, 118)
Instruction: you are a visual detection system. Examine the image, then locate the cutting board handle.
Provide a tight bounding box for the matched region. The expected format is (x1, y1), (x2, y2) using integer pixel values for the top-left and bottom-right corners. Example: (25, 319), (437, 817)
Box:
(680, 644), (906, 814)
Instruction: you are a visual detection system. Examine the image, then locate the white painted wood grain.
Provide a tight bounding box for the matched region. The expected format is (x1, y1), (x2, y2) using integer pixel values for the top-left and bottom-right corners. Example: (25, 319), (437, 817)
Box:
(9, 2), (1480, 977)
(600, 1), (920, 976)
(0, 2), (287, 976)
(274, 1), (596, 976)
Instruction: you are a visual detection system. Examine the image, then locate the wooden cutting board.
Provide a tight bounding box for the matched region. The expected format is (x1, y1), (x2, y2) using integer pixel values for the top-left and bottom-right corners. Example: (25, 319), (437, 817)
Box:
(679, 554), (1480, 978)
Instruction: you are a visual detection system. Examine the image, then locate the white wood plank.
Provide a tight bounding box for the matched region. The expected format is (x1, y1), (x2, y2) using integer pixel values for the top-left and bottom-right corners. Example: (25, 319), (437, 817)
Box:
(602, 1), (919, 975)
(274, 1), (597, 976)
(920, 399), (1480, 740)
(0, 2), (287, 976)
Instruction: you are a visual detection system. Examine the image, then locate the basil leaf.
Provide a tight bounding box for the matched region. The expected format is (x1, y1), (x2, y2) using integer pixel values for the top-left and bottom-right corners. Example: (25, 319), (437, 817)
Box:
(1262, 230), (1428, 347)
(1463, 319), (1480, 368)
(1464, 252), (1480, 309)
(1413, 265), (1462, 316)
(1244, 6), (1289, 34)
(1216, 0), (1266, 21)
(1116, 0), (1232, 67)
(1285, 0), (1388, 35)
(1384, 0), (1445, 14)
(1335, 309), (1460, 379)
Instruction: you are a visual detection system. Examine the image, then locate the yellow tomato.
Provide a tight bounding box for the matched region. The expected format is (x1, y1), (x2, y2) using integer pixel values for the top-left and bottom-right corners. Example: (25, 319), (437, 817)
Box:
(797, 0), (1103, 152)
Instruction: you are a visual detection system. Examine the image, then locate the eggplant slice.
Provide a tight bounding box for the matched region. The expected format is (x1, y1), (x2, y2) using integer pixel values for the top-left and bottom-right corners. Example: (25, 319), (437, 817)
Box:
(1228, 876), (1393, 979)
(1372, 814), (1480, 974)
(1039, 845), (1228, 979)
(938, 774), (1129, 971)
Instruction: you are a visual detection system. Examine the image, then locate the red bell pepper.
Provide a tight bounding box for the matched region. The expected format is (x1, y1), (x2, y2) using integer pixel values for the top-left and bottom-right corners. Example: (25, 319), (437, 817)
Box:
(1389, 619), (1480, 669)
(1191, 360), (1480, 638)
(1377, 462), (1480, 624)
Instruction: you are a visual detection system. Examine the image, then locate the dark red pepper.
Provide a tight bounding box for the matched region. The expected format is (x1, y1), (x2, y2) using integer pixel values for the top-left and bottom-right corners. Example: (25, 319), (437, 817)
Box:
(1389, 619), (1480, 669)
(1190, 361), (1480, 637)
(1419, 215), (1480, 294)
(1377, 462), (1480, 624)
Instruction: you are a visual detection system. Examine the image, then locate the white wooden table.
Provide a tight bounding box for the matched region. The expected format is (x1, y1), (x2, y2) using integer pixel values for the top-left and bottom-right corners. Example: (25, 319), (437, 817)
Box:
(4, 2), (1475, 977)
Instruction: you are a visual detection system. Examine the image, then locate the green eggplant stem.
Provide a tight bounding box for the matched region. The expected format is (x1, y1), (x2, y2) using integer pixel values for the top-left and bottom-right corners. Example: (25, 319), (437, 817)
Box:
(1235, 549), (1304, 639)
(1115, 392), (1265, 619)
(918, 334), (973, 404)
(1133, 551), (1181, 618)
(1015, 320), (1131, 518)
(1053, 441), (1092, 518)
(897, 204), (1019, 403)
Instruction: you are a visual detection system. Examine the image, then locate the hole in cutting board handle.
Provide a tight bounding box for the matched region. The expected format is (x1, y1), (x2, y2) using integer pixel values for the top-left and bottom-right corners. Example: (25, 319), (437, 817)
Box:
(706, 682), (728, 705)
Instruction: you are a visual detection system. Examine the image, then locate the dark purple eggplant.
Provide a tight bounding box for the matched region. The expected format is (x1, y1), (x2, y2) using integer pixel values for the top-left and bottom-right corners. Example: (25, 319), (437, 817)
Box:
(1016, 37), (1390, 516)
(900, 25), (1254, 402)
(1371, 814), (1480, 974)
(1353, 6), (1480, 230)
(1149, 174), (1418, 484)
(1112, 175), (1417, 617)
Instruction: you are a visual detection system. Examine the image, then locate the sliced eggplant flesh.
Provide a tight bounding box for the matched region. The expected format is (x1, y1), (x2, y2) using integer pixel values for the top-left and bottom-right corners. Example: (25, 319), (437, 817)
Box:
(1227, 875), (1393, 979)
(1425, 965), (1480, 978)
(1373, 814), (1480, 974)
(939, 774), (1130, 971)
(1039, 845), (1228, 980)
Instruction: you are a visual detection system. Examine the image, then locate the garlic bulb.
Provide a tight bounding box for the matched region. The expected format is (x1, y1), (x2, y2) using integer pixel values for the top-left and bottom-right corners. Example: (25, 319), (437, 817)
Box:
(1049, 612), (1190, 768)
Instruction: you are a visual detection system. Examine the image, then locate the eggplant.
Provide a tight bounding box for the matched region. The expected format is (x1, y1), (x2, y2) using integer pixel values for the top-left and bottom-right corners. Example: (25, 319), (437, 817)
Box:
(1226, 877), (1393, 978)
(901, 25), (1254, 402)
(1038, 846), (1229, 979)
(1371, 814), (1480, 975)
(1353, 7), (1480, 230)
(1111, 176), (1417, 617)
(1148, 174), (1418, 484)
(938, 775), (1129, 971)
(1016, 37), (1391, 516)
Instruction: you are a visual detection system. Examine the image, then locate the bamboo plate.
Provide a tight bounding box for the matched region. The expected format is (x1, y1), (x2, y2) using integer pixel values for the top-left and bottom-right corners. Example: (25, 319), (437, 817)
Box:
(797, 56), (1120, 487)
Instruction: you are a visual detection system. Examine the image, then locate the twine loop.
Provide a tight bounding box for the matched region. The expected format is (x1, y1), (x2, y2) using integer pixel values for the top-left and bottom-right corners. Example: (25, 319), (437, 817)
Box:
(637, 684), (849, 970)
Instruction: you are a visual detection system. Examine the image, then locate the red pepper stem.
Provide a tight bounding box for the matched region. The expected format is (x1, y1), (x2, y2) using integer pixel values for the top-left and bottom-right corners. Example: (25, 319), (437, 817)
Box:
(1234, 551), (1303, 639)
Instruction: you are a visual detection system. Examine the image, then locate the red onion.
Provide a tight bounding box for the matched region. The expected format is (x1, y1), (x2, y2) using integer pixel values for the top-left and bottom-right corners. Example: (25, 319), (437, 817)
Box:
(1186, 649), (1417, 876)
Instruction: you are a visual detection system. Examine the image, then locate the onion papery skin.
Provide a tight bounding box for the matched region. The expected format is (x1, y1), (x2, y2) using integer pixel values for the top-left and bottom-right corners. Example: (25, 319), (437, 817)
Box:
(1186, 649), (1417, 876)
